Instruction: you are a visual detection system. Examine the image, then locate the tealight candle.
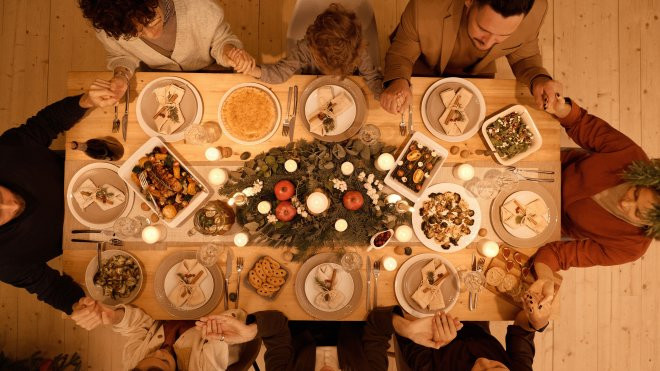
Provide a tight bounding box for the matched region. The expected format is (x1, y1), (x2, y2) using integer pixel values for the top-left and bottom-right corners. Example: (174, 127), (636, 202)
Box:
(382, 256), (398, 271)
(234, 232), (249, 247)
(386, 194), (402, 204)
(335, 219), (348, 232)
(395, 225), (413, 242)
(284, 159), (298, 173)
(257, 201), (272, 215)
(453, 163), (475, 181)
(477, 239), (500, 258)
(229, 192), (247, 207)
(395, 200), (413, 214)
(306, 191), (330, 214)
(205, 147), (221, 161)
(340, 162), (355, 176)
(375, 153), (395, 172)
(142, 225), (164, 244)
(208, 168), (228, 186)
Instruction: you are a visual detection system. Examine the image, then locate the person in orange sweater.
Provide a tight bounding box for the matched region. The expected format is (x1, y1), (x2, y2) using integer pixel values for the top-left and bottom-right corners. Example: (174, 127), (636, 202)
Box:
(533, 95), (659, 282)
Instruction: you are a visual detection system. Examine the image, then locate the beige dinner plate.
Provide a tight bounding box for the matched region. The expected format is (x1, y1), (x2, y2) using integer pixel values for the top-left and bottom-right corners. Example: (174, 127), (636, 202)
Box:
(491, 182), (558, 248)
(154, 251), (224, 319)
(295, 253), (362, 320)
(395, 253), (460, 318)
(299, 76), (367, 142)
(136, 76), (204, 142)
(67, 163), (134, 229)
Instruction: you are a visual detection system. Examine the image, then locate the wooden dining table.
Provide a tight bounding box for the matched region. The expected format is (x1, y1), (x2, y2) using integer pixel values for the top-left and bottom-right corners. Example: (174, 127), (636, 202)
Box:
(62, 71), (561, 321)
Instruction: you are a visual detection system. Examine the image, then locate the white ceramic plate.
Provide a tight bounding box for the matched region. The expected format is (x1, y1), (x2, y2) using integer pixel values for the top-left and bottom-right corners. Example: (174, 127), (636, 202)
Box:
(67, 163), (134, 229)
(163, 262), (213, 310)
(117, 136), (211, 228)
(481, 105), (543, 166)
(394, 253), (460, 317)
(85, 249), (143, 307)
(383, 131), (449, 203)
(217, 82), (282, 145)
(412, 183), (482, 253)
(304, 263), (354, 312)
(421, 77), (486, 143)
(501, 190), (550, 239)
(136, 76), (204, 142)
(303, 85), (356, 136)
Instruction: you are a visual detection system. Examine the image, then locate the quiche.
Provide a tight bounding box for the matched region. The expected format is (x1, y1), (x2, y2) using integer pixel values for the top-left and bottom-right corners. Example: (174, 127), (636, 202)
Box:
(221, 87), (276, 142)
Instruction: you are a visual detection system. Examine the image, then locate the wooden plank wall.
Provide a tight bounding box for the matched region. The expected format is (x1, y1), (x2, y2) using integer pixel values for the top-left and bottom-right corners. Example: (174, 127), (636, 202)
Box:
(1, 0), (659, 370)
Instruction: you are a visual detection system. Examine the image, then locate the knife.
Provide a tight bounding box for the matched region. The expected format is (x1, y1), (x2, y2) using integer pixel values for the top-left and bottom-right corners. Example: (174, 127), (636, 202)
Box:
(469, 253), (477, 311)
(366, 256), (372, 311)
(289, 85), (298, 143)
(121, 87), (129, 141)
(408, 104), (414, 133)
(224, 248), (234, 310)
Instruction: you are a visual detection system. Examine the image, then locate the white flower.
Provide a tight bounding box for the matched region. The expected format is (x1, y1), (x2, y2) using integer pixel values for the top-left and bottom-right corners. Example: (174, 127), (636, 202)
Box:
(367, 174), (375, 182)
(243, 187), (255, 197)
(358, 172), (366, 181)
(374, 180), (380, 186)
(373, 199), (378, 205)
(267, 214), (278, 223)
(431, 151), (438, 157)
(397, 160), (404, 165)
(301, 211), (309, 218)
(378, 184), (384, 190)
(402, 177), (407, 182)
(375, 205), (381, 211)
(418, 162), (423, 167)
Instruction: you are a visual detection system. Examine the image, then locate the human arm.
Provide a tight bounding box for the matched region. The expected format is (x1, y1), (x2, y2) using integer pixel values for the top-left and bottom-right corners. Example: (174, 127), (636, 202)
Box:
(0, 262), (84, 314)
(255, 40), (312, 84)
(207, 5), (245, 68)
(357, 47), (384, 97)
(506, 36), (558, 109)
(95, 32), (141, 76)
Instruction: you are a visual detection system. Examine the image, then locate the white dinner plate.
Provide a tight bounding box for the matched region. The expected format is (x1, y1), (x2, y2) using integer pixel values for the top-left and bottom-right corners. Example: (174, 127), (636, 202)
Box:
(304, 263), (354, 312)
(501, 190), (550, 239)
(163, 261), (213, 310)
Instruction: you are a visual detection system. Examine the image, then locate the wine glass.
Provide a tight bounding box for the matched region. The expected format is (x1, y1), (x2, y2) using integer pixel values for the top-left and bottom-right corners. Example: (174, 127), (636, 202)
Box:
(340, 252), (363, 271)
(197, 243), (226, 267)
(113, 217), (142, 238)
(495, 170), (519, 192)
(463, 270), (486, 294)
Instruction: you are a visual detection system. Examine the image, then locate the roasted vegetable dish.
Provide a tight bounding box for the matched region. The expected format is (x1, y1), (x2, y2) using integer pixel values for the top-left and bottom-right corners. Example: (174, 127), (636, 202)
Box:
(94, 254), (141, 299)
(392, 141), (442, 193)
(485, 112), (534, 159)
(419, 191), (475, 249)
(131, 146), (202, 219)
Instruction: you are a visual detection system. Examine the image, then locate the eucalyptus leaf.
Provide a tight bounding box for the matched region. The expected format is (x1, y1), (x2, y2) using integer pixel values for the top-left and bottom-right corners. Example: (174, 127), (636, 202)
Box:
(345, 148), (358, 156)
(244, 168), (256, 176)
(244, 222), (260, 232)
(332, 144), (346, 159)
(264, 169), (272, 177)
(352, 140), (365, 152)
(360, 147), (371, 160)
(265, 155), (276, 165)
(323, 162), (335, 169)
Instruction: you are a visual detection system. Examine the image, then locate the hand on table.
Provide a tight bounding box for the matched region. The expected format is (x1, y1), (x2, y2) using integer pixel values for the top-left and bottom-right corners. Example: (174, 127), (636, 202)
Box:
(521, 278), (554, 330)
(531, 76), (563, 111)
(70, 297), (123, 330)
(196, 315), (257, 344)
(79, 80), (119, 109)
(379, 78), (412, 114)
(224, 46), (257, 75)
(393, 312), (462, 349)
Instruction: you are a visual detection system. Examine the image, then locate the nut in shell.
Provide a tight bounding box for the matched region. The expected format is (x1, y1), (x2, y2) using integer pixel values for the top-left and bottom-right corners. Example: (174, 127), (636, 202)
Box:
(240, 152), (251, 160)
(221, 147), (233, 158)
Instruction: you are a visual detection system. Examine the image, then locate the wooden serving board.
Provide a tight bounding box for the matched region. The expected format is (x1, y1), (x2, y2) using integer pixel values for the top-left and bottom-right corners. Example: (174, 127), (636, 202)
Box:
(483, 245), (562, 308)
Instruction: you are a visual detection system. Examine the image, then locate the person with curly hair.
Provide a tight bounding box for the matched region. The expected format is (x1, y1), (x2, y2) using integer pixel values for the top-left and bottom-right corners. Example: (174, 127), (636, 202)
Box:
(239, 3), (383, 97)
(531, 96), (659, 284)
(78, 0), (255, 99)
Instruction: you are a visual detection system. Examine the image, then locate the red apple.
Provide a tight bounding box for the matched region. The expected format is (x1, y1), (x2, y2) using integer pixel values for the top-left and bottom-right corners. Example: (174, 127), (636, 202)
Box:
(343, 190), (364, 211)
(274, 180), (295, 200)
(275, 201), (297, 222)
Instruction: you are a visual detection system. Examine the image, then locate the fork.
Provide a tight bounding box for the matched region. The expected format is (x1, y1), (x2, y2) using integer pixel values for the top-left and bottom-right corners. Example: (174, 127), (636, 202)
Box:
(138, 171), (163, 218)
(235, 257), (244, 309)
(282, 87), (293, 136)
(373, 260), (381, 308)
(505, 166), (555, 182)
(112, 105), (120, 133)
(399, 111), (407, 136)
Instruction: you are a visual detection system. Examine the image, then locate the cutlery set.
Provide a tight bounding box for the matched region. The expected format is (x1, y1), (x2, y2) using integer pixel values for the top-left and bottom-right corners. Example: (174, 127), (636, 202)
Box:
(365, 257), (381, 311)
(282, 85), (298, 142)
(221, 249), (244, 310)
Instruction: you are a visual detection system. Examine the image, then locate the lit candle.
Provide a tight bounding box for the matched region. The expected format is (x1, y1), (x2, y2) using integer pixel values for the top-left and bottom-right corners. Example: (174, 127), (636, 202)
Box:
(230, 192), (247, 207)
(205, 147), (221, 161)
(234, 232), (249, 247)
(453, 163), (475, 181)
(284, 159), (298, 173)
(257, 201), (272, 215)
(386, 194), (402, 204)
(208, 168), (228, 186)
(141, 225), (163, 244)
(375, 153), (395, 172)
(335, 219), (348, 232)
(395, 225), (413, 242)
(395, 200), (413, 214)
(477, 239), (500, 258)
(382, 256), (398, 271)
(306, 191), (330, 214)
(340, 162), (354, 176)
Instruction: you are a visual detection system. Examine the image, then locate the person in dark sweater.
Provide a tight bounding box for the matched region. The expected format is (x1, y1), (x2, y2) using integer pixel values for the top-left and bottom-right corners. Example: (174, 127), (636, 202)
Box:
(0, 80), (118, 314)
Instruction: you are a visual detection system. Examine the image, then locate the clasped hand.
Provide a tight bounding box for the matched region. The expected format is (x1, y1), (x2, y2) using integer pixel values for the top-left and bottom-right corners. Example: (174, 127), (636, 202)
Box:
(396, 312), (463, 349)
(195, 315), (257, 344)
(70, 297), (120, 330)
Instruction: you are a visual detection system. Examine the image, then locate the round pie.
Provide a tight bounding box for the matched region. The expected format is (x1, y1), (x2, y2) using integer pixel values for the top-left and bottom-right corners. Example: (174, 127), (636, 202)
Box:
(221, 87), (276, 142)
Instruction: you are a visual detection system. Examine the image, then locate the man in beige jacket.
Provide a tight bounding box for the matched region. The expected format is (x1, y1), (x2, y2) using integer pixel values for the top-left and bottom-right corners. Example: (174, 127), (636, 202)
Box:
(381, 0), (562, 114)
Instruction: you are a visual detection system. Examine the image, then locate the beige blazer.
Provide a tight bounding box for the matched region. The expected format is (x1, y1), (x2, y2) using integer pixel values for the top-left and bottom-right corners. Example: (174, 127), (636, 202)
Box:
(384, 0), (550, 87)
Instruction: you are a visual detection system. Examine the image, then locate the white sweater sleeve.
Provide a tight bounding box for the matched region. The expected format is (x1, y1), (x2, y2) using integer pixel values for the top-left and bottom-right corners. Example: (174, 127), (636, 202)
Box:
(112, 305), (160, 369)
(207, 3), (244, 67)
(96, 31), (141, 74)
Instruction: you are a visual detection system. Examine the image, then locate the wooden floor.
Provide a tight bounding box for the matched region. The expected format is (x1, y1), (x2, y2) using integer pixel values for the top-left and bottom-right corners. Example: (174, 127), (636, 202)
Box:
(1, 0), (659, 370)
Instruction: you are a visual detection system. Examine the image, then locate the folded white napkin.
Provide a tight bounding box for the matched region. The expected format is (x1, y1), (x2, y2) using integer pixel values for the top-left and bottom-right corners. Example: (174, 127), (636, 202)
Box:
(411, 259), (448, 310)
(74, 179), (126, 211)
(313, 264), (345, 311)
(153, 84), (186, 135)
(167, 259), (208, 308)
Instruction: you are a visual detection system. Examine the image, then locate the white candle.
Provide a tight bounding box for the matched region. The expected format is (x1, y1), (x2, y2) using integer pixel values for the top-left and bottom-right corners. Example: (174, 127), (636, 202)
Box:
(375, 153), (395, 172)
(395, 225), (413, 242)
(386, 194), (402, 204)
(340, 162), (355, 176)
(477, 239), (500, 258)
(382, 256), (398, 271)
(284, 159), (298, 173)
(208, 168), (228, 186)
(257, 201), (272, 214)
(335, 219), (348, 232)
(230, 192), (247, 207)
(306, 192), (330, 214)
(141, 225), (163, 244)
(234, 232), (249, 247)
(205, 147), (221, 161)
(453, 163), (475, 181)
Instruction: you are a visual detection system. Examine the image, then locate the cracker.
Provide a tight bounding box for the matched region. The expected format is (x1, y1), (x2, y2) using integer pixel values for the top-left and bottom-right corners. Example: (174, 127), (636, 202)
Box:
(486, 267), (506, 287)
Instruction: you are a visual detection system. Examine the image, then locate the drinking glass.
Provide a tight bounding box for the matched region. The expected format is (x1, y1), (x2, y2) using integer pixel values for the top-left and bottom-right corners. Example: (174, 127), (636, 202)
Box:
(113, 217), (142, 238)
(495, 170), (519, 192)
(197, 243), (226, 267)
(358, 124), (381, 146)
(463, 270), (486, 294)
(340, 252), (363, 271)
(472, 178), (499, 199)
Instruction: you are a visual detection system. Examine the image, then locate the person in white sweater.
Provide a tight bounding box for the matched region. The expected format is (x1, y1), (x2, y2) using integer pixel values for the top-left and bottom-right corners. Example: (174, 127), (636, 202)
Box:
(71, 297), (245, 371)
(78, 0), (255, 99)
